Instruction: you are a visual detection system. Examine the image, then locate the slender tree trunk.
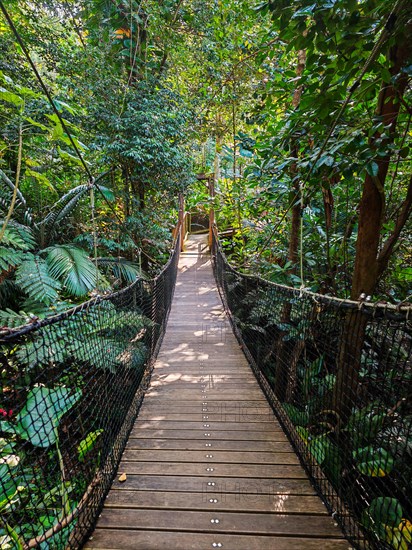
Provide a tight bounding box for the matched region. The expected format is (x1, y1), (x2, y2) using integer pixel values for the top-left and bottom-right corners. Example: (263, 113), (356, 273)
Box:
(123, 168), (130, 217)
(288, 49), (307, 271)
(333, 33), (412, 423)
(275, 48), (306, 402)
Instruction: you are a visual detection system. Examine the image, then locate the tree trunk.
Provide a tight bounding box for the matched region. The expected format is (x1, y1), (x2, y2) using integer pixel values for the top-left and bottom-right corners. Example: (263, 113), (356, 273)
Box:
(333, 31), (412, 423)
(288, 48), (306, 272)
(275, 48), (306, 402)
(123, 168), (130, 217)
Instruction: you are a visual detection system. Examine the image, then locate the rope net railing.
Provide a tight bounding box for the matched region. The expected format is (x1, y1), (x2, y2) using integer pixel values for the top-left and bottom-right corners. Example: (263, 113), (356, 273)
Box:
(211, 226), (412, 550)
(0, 231), (181, 549)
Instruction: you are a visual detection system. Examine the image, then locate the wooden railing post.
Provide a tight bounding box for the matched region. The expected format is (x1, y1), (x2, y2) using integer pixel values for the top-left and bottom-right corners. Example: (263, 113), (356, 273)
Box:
(208, 175), (215, 248)
(178, 193), (185, 251)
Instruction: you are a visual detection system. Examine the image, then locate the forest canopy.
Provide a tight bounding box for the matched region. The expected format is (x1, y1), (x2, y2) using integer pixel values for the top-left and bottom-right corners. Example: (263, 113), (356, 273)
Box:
(0, 0), (411, 324)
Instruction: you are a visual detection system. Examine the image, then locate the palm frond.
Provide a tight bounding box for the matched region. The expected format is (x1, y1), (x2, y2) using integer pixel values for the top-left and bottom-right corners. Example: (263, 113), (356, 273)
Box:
(0, 247), (25, 272)
(40, 184), (114, 243)
(45, 244), (99, 297)
(1, 222), (36, 251)
(21, 297), (72, 318)
(70, 335), (125, 372)
(0, 308), (29, 329)
(0, 168), (27, 208)
(16, 324), (71, 368)
(40, 184), (89, 241)
(16, 258), (61, 305)
(97, 257), (145, 282)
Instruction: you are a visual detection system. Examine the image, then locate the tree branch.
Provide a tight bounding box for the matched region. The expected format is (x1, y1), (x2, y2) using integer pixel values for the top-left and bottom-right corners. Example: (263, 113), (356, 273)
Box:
(0, 168), (26, 207)
(377, 173), (412, 278)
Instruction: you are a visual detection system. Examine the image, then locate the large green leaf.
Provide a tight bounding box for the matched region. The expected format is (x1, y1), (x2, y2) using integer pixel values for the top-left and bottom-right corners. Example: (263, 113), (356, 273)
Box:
(362, 497), (403, 528)
(46, 245), (98, 297)
(78, 430), (103, 462)
(353, 446), (394, 477)
(0, 87), (23, 107)
(97, 257), (143, 282)
(14, 387), (82, 448)
(0, 464), (25, 513)
(16, 258), (61, 305)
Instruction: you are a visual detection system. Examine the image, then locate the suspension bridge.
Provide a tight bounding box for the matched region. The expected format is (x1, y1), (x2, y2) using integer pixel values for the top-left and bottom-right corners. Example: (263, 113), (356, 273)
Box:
(0, 223), (410, 550)
(84, 234), (346, 549)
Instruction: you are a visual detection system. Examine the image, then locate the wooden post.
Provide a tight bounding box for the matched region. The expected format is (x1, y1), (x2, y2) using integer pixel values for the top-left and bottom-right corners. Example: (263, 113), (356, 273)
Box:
(178, 193), (185, 252)
(208, 175), (215, 248)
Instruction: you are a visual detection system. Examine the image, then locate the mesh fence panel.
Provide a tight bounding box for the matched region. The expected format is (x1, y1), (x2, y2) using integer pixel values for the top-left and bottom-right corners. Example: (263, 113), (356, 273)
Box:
(0, 233), (180, 549)
(212, 227), (412, 550)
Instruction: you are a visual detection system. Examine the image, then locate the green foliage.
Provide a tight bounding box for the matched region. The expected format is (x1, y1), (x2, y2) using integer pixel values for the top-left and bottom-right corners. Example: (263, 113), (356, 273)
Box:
(11, 301), (151, 373)
(46, 244), (100, 297)
(362, 497), (412, 550)
(0, 463), (25, 514)
(353, 446), (394, 478)
(2, 387), (81, 448)
(97, 257), (144, 283)
(16, 257), (61, 305)
(78, 430), (103, 462)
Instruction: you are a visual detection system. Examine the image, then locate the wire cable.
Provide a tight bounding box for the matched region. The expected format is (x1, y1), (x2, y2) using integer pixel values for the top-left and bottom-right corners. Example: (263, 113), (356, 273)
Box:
(0, 2), (164, 269)
(0, 1), (94, 182)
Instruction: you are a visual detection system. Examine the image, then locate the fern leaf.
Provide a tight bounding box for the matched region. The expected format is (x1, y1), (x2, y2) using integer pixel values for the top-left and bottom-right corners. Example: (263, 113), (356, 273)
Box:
(21, 297), (72, 318)
(40, 184), (114, 243)
(97, 257), (144, 282)
(16, 258), (61, 305)
(46, 244), (98, 297)
(16, 325), (69, 368)
(0, 247), (25, 272)
(70, 335), (124, 372)
(0, 308), (29, 328)
(1, 224), (35, 251)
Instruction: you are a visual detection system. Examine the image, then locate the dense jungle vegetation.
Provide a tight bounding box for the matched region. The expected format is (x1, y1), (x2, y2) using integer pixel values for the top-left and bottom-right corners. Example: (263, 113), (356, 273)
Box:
(0, 0), (410, 323)
(0, 2), (411, 549)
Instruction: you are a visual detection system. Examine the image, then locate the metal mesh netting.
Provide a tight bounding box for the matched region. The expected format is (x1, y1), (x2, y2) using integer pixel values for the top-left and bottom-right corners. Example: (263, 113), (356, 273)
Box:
(0, 232), (180, 549)
(212, 227), (412, 550)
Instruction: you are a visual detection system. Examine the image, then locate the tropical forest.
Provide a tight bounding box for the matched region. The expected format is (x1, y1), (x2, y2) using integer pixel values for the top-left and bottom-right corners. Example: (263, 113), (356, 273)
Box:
(0, 1), (411, 549)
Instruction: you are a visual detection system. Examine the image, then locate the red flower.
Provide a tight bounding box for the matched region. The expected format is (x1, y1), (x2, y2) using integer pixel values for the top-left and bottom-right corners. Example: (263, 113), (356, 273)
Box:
(0, 408), (13, 418)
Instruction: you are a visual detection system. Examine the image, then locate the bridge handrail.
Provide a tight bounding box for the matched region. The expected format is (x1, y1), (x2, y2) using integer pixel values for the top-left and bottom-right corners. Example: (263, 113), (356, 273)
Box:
(0, 227), (182, 549)
(211, 225), (412, 550)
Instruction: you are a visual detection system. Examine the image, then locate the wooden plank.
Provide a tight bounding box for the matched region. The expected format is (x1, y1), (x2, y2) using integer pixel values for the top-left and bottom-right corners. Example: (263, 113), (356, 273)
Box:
(151, 374), (256, 382)
(131, 420), (284, 432)
(103, 489), (328, 514)
(125, 438), (293, 452)
(150, 383), (259, 390)
(85, 531), (350, 550)
(92, 509), (343, 538)
(137, 413), (277, 422)
(150, 376), (258, 383)
(144, 390), (266, 399)
(128, 429), (289, 441)
(108, 475), (316, 494)
(121, 450), (299, 464)
(117, 462), (307, 479)
(139, 405), (273, 415)
(139, 400), (274, 409)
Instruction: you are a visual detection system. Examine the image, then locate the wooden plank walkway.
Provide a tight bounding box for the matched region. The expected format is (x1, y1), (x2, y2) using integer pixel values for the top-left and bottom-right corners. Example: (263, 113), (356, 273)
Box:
(85, 235), (348, 550)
